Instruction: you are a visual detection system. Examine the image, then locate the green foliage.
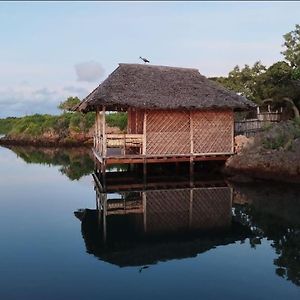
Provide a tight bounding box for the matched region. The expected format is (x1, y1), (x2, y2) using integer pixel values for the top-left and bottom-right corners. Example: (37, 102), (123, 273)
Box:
(214, 61), (266, 103)
(281, 24), (300, 68)
(292, 67), (300, 80)
(0, 111), (126, 139)
(106, 112), (127, 131)
(8, 146), (94, 181)
(2, 112), (95, 137)
(262, 120), (300, 150)
(0, 117), (19, 134)
(263, 132), (287, 150)
(58, 96), (81, 111)
(213, 25), (300, 117)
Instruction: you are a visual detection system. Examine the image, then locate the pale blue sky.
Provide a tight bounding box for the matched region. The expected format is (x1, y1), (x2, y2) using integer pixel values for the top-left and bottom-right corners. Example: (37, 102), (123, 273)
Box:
(1, 1), (300, 117)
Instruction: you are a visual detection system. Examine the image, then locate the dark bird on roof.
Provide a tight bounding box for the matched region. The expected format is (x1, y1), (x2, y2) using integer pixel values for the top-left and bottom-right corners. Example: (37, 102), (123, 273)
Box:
(139, 56), (150, 63)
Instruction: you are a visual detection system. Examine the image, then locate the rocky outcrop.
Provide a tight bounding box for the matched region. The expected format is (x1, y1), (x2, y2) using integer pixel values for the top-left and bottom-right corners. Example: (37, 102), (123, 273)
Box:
(225, 121), (300, 183)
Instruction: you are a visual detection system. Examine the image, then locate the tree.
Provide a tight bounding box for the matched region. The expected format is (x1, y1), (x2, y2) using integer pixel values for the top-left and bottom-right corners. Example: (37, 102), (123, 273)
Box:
(58, 96), (81, 112)
(281, 24), (300, 68)
(213, 61), (266, 104)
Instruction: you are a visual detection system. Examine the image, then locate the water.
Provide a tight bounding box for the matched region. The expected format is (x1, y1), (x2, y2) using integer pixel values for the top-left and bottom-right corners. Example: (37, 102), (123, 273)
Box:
(0, 145), (299, 300)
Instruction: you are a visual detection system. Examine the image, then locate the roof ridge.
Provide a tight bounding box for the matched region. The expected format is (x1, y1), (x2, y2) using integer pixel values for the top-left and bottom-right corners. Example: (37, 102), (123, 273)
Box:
(118, 63), (199, 72)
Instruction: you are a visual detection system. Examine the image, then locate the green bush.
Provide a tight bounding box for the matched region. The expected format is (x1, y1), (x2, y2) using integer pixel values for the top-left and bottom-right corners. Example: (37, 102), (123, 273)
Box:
(262, 120), (300, 150)
(0, 110), (126, 139)
(0, 117), (19, 134)
(106, 112), (127, 131)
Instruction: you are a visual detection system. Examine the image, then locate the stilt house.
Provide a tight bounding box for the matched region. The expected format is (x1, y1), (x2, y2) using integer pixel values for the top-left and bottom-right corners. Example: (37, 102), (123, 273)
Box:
(75, 64), (255, 166)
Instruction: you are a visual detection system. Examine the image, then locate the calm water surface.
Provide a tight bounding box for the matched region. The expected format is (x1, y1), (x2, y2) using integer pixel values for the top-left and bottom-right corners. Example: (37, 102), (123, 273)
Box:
(0, 146), (299, 300)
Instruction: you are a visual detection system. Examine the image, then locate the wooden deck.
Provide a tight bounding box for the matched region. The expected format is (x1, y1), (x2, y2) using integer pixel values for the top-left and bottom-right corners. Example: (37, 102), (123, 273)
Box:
(93, 147), (232, 165)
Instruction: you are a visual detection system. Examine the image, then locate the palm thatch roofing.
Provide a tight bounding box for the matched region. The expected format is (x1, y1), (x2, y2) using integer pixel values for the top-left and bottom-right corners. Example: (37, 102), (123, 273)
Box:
(75, 63), (255, 112)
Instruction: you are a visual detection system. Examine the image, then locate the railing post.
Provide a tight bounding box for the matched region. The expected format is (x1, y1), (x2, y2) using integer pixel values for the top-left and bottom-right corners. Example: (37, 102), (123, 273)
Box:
(102, 106), (106, 157)
(142, 111), (147, 155)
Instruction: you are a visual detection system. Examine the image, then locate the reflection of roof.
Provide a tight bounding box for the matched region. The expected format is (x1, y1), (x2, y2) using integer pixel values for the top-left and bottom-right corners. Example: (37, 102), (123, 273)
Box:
(75, 206), (252, 267)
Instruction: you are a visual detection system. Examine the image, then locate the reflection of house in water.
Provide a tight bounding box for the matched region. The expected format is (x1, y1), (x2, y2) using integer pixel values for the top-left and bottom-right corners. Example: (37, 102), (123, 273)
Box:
(75, 171), (252, 267)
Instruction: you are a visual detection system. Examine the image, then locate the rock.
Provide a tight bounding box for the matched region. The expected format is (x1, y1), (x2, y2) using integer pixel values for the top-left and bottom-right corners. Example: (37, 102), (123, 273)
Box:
(234, 135), (254, 154)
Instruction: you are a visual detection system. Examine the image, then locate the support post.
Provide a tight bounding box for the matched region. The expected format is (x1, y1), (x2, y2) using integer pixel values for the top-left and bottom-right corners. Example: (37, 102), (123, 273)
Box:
(142, 192), (147, 233)
(190, 111), (194, 155)
(102, 193), (107, 243)
(94, 109), (98, 149)
(231, 110), (235, 154)
(189, 189), (193, 228)
(101, 160), (107, 190)
(102, 106), (106, 157)
(143, 158), (147, 185)
(142, 111), (147, 155)
(189, 157), (194, 187)
(190, 111), (194, 186)
(127, 108), (131, 134)
(142, 110), (147, 183)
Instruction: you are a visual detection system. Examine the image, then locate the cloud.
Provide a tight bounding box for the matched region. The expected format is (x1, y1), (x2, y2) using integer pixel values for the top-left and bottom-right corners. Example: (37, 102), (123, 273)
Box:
(33, 88), (57, 97)
(74, 61), (105, 82)
(0, 85), (66, 118)
(63, 86), (89, 97)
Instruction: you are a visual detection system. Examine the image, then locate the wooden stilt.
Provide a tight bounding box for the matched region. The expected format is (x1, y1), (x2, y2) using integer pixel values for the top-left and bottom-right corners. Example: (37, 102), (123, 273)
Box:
(142, 192), (147, 233)
(189, 157), (194, 187)
(102, 193), (107, 243)
(175, 162), (180, 174)
(101, 159), (107, 191)
(189, 189), (193, 228)
(143, 159), (147, 185)
(102, 106), (106, 158)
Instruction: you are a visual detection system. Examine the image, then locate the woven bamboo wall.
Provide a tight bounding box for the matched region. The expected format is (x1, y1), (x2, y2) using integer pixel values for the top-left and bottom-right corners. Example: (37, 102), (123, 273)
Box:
(145, 110), (233, 155)
(193, 111), (233, 154)
(145, 187), (231, 234)
(127, 108), (144, 134)
(146, 111), (190, 155)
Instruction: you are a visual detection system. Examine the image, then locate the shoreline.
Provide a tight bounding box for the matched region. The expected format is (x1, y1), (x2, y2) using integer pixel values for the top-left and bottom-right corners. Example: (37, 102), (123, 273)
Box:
(224, 166), (300, 184)
(2, 136), (300, 184)
(0, 137), (93, 148)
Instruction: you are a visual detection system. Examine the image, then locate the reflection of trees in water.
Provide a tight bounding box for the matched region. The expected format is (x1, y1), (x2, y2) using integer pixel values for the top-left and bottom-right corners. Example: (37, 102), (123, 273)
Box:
(233, 182), (300, 286)
(7, 146), (94, 180)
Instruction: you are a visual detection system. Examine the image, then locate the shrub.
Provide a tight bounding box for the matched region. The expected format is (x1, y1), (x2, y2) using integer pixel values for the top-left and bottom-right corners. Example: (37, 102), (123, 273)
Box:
(106, 112), (127, 131)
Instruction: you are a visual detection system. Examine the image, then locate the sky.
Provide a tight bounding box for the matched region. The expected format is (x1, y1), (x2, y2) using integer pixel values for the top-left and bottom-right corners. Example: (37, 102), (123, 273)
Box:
(1, 1), (300, 118)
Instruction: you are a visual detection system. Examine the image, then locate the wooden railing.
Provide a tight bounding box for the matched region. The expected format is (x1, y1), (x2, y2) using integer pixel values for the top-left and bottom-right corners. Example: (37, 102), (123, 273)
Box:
(257, 112), (282, 122)
(234, 119), (279, 137)
(94, 133), (143, 156)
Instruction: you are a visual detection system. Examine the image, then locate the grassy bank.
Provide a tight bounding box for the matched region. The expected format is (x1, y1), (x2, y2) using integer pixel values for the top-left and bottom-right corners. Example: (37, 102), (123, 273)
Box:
(0, 112), (127, 145)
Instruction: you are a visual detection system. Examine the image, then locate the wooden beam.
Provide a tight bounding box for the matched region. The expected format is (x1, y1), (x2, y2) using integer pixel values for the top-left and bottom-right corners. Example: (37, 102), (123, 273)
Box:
(189, 189), (193, 228)
(142, 110), (147, 155)
(190, 111), (194, 155)
(102, 193), (107, 243)
(231, 110), (235, 154)
(94, 109), (98, 149)
(135, 109), (138, 134)
(102, 106), (106, 157)
(143, 192), (147, 233)
(127, 108), (131, 134)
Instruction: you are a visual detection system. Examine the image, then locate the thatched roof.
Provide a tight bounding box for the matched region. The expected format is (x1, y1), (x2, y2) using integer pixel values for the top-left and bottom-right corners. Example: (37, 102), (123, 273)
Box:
(75, 63), (255, 112)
